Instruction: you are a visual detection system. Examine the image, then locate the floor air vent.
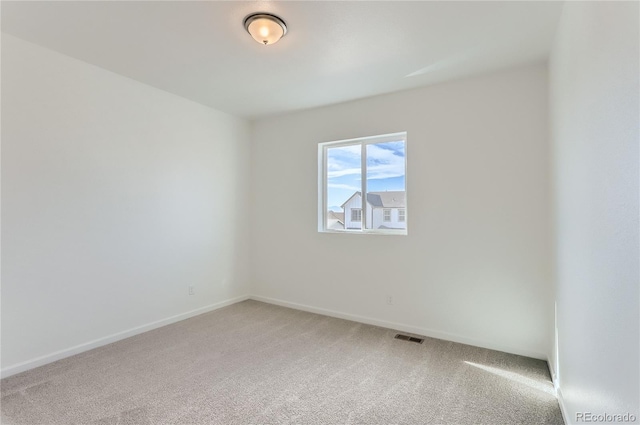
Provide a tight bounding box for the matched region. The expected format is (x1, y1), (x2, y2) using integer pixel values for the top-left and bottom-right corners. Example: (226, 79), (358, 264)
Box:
(394, 334), (424, 344)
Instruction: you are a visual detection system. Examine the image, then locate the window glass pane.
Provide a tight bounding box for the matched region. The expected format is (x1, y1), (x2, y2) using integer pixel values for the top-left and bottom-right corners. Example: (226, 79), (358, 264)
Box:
(366, 140), (406, 230)
(320, 133), (407, 234)
(326, 145), (361, 230)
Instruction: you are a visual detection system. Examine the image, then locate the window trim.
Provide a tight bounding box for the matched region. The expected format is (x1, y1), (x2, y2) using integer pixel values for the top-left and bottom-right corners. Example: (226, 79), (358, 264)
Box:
(383, 209), (392, 222)
(398, 208), (406, 223)
(318, 132), (407, 235)
(351, 208), (362, 222)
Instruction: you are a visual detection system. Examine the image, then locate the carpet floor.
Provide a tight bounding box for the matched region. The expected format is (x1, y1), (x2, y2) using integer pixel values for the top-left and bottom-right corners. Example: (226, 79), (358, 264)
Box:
(1, 300), (563, 424)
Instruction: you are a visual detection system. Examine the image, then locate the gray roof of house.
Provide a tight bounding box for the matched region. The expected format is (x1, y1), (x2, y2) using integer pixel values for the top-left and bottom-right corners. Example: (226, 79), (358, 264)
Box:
(366, 191), (405, 208)
(340, 191), (406, 208)
(327, 211), (344, 222)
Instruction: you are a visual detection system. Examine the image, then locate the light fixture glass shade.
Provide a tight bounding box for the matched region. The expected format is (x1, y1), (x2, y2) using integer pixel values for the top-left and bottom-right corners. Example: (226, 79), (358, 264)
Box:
(244, 14), (287, 45)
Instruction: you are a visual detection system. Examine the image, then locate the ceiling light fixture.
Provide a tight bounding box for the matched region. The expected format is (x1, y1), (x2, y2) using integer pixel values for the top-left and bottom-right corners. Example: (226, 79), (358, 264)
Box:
(244, 13), (287, 46)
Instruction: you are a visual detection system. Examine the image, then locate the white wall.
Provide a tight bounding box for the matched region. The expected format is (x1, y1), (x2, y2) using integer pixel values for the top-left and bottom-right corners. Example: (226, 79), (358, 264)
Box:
(549, 2), (639, 422)
(1, 34), (251, 375)
(251, 64), (552, 359)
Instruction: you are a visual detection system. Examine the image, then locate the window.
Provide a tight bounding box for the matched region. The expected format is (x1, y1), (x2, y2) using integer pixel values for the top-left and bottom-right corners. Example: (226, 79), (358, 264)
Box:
(318, 132), (407, 234)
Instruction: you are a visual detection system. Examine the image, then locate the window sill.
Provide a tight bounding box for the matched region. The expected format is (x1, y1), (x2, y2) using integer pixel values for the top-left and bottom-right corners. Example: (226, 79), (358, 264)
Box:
(319, 229), (407, 236)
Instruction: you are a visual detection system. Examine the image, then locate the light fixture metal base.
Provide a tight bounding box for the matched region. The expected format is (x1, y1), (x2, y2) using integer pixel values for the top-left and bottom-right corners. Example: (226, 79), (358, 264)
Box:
(243, 13), (287, 45)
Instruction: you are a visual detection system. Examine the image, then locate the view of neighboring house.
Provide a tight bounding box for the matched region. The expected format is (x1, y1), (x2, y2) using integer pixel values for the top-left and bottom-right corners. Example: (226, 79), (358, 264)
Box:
(341, 191), (406, 230)
(326, 210), (344, 230)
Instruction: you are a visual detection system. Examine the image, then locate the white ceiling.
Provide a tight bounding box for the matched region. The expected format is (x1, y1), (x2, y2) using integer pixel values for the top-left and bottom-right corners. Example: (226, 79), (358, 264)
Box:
(1, 1), (563, 118)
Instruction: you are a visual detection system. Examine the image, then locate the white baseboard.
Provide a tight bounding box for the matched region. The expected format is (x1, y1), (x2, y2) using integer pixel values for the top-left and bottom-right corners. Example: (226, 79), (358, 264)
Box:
(250, 295), (547, 360)
(556, 386), (570, 424)
(549, 367), (570, 425)
(552, 377), (573, 425)
(2, 294), (549, 379)
(1, 295), (250, 379)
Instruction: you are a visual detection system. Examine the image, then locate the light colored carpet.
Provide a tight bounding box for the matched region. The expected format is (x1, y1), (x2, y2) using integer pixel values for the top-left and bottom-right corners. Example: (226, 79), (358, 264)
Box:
(1, 300), (563, 424)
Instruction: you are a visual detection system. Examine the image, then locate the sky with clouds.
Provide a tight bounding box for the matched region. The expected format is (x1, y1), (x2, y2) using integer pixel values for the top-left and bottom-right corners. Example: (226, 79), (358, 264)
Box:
(327, 141), (405, 210)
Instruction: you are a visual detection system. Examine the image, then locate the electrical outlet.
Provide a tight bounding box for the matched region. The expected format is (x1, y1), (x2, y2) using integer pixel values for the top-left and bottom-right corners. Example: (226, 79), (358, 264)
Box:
(189, 286), (195, 295)
(386, 295), (393, 305)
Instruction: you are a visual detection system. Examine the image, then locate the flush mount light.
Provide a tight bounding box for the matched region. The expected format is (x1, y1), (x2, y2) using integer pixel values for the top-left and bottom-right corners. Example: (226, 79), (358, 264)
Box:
(244, 13), (287, 45)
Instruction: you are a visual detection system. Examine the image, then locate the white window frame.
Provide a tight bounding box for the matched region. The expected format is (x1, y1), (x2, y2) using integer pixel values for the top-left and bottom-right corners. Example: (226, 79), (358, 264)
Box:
(398, 209), (406, 222)
(318, 132), (407, 235)
(351, 208), (362, 222)
(383, 209), (392, 222)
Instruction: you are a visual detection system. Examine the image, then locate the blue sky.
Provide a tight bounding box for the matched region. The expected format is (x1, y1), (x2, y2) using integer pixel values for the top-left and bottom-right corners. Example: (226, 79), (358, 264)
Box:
(327, 141), (405, 210)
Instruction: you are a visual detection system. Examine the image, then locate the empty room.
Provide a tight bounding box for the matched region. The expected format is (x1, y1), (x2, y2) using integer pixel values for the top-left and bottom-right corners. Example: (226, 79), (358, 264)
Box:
(1, 1), (638, 424)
